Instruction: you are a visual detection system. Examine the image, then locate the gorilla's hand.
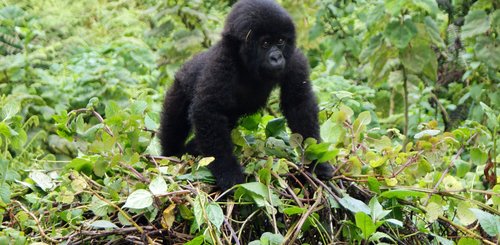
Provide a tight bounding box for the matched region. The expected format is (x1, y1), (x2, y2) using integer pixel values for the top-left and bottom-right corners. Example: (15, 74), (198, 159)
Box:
(312, 161), (334, 180)
(208, 156), (245, 192)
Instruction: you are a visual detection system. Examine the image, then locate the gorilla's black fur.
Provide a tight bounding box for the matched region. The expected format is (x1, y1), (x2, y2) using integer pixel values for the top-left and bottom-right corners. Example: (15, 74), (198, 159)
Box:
(159, 0), (334, 191)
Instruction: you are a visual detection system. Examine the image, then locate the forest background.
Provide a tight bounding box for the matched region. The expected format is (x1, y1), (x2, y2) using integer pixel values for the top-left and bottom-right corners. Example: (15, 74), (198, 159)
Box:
(0, 0), (498, 244)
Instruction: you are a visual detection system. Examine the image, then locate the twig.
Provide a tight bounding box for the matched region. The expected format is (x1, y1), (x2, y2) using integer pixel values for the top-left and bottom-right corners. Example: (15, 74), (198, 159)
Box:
(392, 151), (422, 178)
(145, 154), (182, 164)
(272, 172), (303, 207)
(237, 209), (260, 241)
(306, 172), (341, 202)
(286, 161), (318, 189)
(13, 200), (60, 243)
(401, 64), (409, 151)
(82, 182), (155, 244)
(430, 92), (450, 130)
(438, 216), (496, 245)
(224, 218), (240, 245)
(284, 187), (324, 244)
(69, 108), (124, 154)
(286, 172), (310, 201)
(121, 162), (149, 183)
(424, 133), (478, 205)
(78, 226), (155, 238)
(156, 190), (192, 198)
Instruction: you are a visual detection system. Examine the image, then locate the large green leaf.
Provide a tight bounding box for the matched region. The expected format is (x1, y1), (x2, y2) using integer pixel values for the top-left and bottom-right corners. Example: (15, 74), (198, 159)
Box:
(385, 19), (417, 49)
(475, 36), (500, 68)
(206, 203), (224, 230)
(401, 40), (436, 79)
(470, 208), (500, 236)
(461, 10), (490, 38)
(123, 189), (153, 209)
(355, 212), (376, 239)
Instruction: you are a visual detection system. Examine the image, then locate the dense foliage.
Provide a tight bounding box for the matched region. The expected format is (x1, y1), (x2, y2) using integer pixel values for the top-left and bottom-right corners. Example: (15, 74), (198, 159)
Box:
(0, 0), (498, 244)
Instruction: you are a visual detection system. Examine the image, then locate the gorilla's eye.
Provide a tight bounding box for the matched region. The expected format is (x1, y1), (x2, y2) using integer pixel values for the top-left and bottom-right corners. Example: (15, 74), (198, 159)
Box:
(277, 38), (285, 45)
(262, 41), (270, 49)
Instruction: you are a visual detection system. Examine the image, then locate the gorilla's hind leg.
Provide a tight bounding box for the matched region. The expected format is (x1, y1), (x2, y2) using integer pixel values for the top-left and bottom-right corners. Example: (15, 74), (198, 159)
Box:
(159, 83), (191, 157)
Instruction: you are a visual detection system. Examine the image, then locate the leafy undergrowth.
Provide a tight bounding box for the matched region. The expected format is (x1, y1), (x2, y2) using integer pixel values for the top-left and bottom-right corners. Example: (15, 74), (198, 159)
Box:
(1, 0), (499, 244)
(2, 101), (498, 244)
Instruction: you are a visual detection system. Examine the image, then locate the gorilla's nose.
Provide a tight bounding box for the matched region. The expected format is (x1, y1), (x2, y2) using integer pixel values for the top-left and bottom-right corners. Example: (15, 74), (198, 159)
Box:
(269, 52), (284, 66)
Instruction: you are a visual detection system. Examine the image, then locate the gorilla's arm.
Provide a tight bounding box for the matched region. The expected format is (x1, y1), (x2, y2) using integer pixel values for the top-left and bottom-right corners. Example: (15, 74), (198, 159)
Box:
(280, 50), (320, 140)
(280, 50), (334, 180)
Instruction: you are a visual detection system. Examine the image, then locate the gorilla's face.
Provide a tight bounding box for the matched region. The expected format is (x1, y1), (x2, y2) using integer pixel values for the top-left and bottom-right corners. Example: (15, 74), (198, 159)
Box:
(223, 0), (297, 79)
(259, 36), (287, 75)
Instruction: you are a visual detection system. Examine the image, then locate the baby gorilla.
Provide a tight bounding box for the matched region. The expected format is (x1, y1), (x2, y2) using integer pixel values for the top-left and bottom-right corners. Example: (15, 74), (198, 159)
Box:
(159, 0), (334, 191)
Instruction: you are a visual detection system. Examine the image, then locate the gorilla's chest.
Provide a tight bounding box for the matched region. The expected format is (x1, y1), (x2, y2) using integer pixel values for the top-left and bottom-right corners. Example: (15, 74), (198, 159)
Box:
(234, 80), (275, 115)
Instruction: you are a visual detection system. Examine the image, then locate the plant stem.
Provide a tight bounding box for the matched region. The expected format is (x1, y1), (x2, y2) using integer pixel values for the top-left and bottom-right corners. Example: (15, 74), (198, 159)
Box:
(402, 65), (409, 151)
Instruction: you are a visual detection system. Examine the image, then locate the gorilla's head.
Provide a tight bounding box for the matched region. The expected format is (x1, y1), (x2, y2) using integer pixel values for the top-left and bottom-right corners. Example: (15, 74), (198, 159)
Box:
(222, 0), (297, 78)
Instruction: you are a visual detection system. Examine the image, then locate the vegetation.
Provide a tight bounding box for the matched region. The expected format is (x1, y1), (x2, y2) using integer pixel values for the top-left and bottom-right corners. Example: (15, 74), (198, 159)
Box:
(0, 0), (498, 244)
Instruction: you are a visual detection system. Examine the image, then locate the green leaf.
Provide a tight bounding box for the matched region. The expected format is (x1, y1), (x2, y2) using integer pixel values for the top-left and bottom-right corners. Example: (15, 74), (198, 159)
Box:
(339, 195), (370, 214)
(265, 118), (286, 138)
(369, 198), (391, 221)
(470, 148), (487, 165)
(458, 238), (481, 245)
(258, 168), (271, 186)
(369, 232), (396, 243)
(414, 129), (440, 139)
(457, 201), (476, 226)
(193, 195), (205, 230)
(236, 182), (269, 198)
(283, 207), (306, 215)
(320, 117), (344, 145)
(474, 36), (500, 68)
(385, 218), (403, 226)
(90, 195), (109, 217)
(431, 234), (455, 245)
(425, 202), (443, 222)
(357, 111), (372, 126)
(305, 142), (338, 162)
(385, 19), (417, 49)
(260, 232), (284, 245)
(355, 212), (376, 239)
(144, 114), (158, 130)
(123, 189), (153, 209)
(289, 133), (303, 148)
(206, 203), (224, 230)
(130, 100), (147, 114)
(367, 177), (381, 194)
(29, 171), (54, 191)
(1, 101), (19, 120)
(384, 0), (409, 15)
(461, 10), (490, 38)
(470, 208), (500, 236)
(198, 157), (215, 167)
(241, 113), (262, 131)
(0, 122), (11, 137)
(149, 176), (168, 196)
(0, 182), (11, 204)
(412, 0), (438, 16)
(424, 17), (445, 48)
(89, 220), (118, 229)
(401, 41), (437, 79)
(352, 111), (371, 139)
(380, 190), (426, 199)
(65, 155), (98, 174)
(492, 9), (500, 33)
(455, 159), (471, 178)
(185, 235), (205, 245)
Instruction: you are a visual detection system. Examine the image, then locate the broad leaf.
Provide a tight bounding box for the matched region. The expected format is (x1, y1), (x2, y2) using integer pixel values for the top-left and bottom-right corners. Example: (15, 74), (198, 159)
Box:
(123, 189), (153, 209)
(385, 19), (417, 49)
